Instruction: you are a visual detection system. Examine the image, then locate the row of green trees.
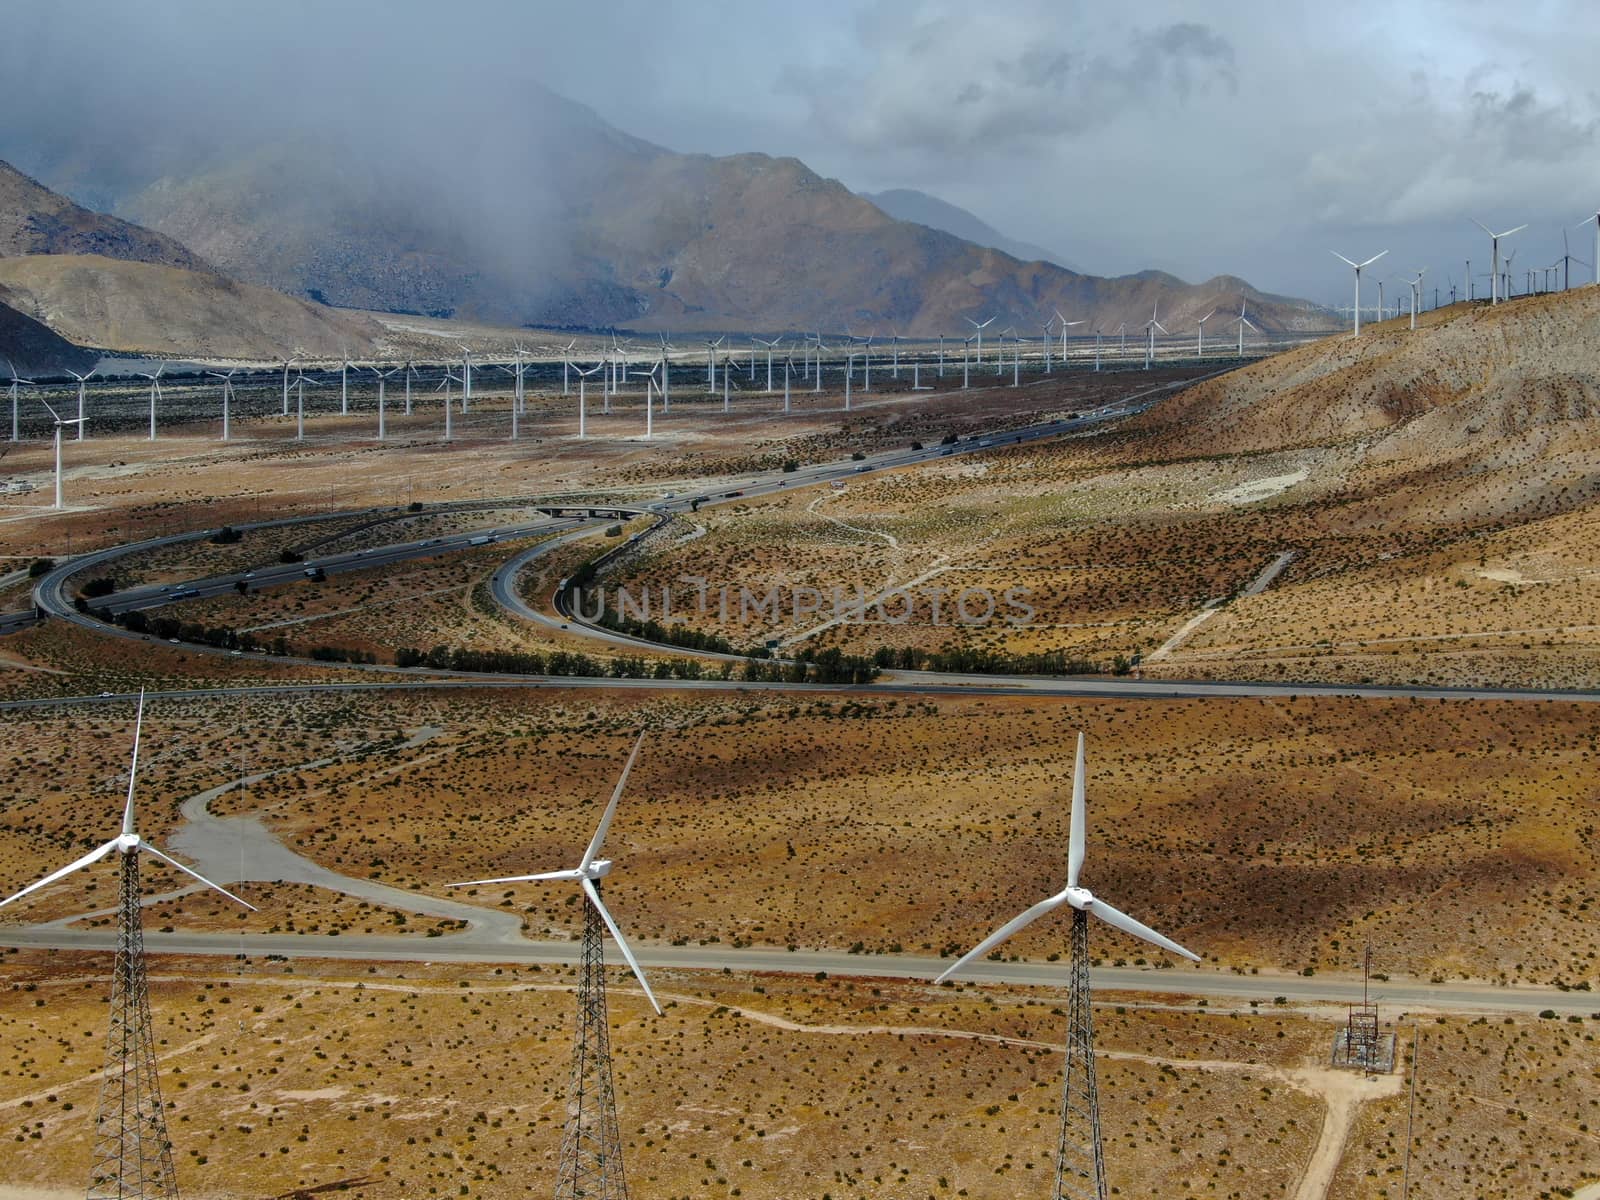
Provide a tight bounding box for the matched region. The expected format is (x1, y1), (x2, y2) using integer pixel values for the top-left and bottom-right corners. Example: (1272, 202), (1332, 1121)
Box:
(869, 645), (1116, 675)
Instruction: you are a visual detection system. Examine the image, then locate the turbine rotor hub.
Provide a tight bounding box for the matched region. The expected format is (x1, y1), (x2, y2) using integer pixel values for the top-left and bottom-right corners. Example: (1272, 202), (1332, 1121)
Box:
(1065, 886), (1093, 911)
(584, 859), (613, 880)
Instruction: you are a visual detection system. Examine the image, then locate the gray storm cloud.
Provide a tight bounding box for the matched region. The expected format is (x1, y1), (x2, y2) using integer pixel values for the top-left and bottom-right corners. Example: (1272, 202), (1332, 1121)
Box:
(0, 0), (1596, 304)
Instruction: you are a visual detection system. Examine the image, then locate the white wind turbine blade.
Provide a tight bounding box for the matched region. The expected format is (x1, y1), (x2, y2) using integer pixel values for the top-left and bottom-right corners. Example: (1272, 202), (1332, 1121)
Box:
(140, 843), (258, 911)
(40, 398), (63, 423)
(122, 689), (146, 837)
(1470, 218), (1493, 237)
(1330, 251), (1359, 268)
(1358, 250), (1388, 269)
(582, 876), (661, 1014)
(934, 892), (1070, 983)
(0, 839), (120, 910)
(1500, 223), (1528, 238)
(585, 729), (646, 870)
(1087, 896), (1199, 961)
(1067, 732), (1086, 889)
(447, 868), (583, 888)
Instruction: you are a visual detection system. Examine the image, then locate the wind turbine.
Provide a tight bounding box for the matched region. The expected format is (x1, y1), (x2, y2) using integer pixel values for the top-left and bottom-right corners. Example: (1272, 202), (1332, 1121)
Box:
(1471, 219), (1526, 305)
(8, 359), (35, 442)
(403, 360), (417, 415)
(1143, 303), (1168, 369)
(1406, 269), (1426, 330)
(458, 345), (474, 411)
(1055, 310), (1084, 363)
(721, 351), (739, 412)
(562, 339), (577, 396)
(503, 342), (529, 420)
(449, 732), (659, 1197)
(435, 369), (460, 442)
(887, 330), (903, 380)
(1232, 299), (1257, 356)
(370, 365), (400, 440)
(0, 692), (255, 1200)
(40, 399), (86, 509)
(782, 351), (796, 412)
(1579, 212), (1600, 287)
(1195, 309), (1216, 356)
(575, 360), (604, 438)
(745, 334), (777, 390)
(962, 334), (974, 389)
(495, 359), (524, 439)
(935, 732), (1199, 1200)
(703, 336), (724, 391)
(205, 368), (238, 440)
(632, 359), (661, 439)
(280, 356), (296, 415)
(66, 366), (94, 441)
(752, 335), (780, 393)
(965, 315), (996, 364)
(1331, 250), (1387, 336)
(1502, 247), (1519, 300)
(657, 335), (676, 411)
(293, 371), (323, 441)
(1556, 229), (1591, 292)
(338, 355), (353, 416)
(812, 335), (827, 394)
(134, 362), (165, 441)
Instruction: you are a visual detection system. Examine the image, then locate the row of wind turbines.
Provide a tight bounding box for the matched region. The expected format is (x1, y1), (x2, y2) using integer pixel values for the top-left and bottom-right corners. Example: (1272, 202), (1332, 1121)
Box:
(1333, 211), (1600, 336)
(8, 304), (1268, 452)
(2, 705), (1194, 1200)
(8, 307), (1271, 510)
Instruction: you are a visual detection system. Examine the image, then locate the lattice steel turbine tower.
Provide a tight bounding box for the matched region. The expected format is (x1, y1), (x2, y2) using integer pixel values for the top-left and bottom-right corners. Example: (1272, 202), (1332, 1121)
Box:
(0, 691), (256, 1199)
(936, 732), (1201, 1200)
(451, 731), (661, 1199)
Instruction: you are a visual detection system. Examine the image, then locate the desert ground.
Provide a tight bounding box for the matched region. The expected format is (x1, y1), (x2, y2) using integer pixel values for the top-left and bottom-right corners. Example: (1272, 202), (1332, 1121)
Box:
(1, 318), (1598, 1198)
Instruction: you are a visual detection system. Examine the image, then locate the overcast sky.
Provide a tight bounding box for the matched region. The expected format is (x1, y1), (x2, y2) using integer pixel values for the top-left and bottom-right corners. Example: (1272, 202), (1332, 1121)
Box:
(6, 0), (1599, 305)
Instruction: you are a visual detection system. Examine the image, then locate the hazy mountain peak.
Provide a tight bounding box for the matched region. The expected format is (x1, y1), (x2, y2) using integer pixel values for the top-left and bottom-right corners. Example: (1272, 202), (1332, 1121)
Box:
(863, 187), (1079, 272)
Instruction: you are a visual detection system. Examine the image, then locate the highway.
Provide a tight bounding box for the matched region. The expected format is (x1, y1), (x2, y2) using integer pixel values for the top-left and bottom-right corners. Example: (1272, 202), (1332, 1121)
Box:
(14, 363), (1600, 710)
(93, 516), (576, 619)
(0, 925), (1590, 1017)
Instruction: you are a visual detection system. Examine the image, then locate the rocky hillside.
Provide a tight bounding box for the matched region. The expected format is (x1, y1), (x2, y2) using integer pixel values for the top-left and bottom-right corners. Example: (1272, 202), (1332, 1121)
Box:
(0, 159), (206, 270)
(1130, 287), (1600, 523)
(0, 255), (383, 361)
(0, 159), (392, 360)
(0, 291), (96, 377)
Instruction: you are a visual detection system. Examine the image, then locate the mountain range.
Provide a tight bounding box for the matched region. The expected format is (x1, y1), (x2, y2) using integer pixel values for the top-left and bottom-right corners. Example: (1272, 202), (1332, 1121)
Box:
(1, 81), (1333, 363)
